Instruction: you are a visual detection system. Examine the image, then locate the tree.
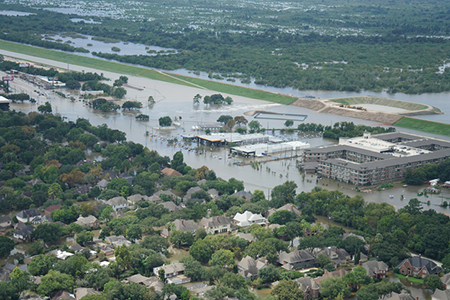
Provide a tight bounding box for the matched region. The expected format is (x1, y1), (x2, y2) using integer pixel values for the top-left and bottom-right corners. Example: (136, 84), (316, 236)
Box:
(66, 79), (81, 90)
(0, 236), (15, 257)
(268, 210), (296, 225)
(271, 280), (304, 300)
(60, 169), (85, 188)
(84, 263), (113, 290)
(180, 255), (205, 281)
(270, 181), (297, 208)
(234, 116), (248, 126)
(209, 249), (235, 268)
(343, 266), (372, 292)
(227, 119), (236, 129)
(284, 120), (294, 127)
(320, 276), (350, 299)
(126, 224), (143, 241)
(28, 254), (58, 276)
(317, 253), (333, 268)
(248, 120), (261, 132)
(141, 235), (170, 253)
(31, 223), (63, 242)
(424, 274), (444, 291)
(259, 265), (280, 284)
(159, 116), (172, 127)
(158, 268), (165, 282)
(76, 230), (94, 245)
(115, 244), (131, 269)
(37, 270), (74, 296)
(148, 95), (155, 103)
(217, 115), (233, 125)
(193, 94), (202, 104)
(113, 87), (127, 98)
(38, 101), (52, 114)
(48, 182), (63, 199)
(190, 239), (213, 264)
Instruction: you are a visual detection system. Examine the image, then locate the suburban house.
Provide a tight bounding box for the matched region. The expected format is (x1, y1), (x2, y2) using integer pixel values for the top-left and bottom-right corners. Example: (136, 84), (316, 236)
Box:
(316, 246), (350, 267)
(296, 276), (321, 300)
(304, 222), (329, 236)
(237, 255), (268, 280)
(68, 244), (84, 254)
(432, 289), (450, 300)
(110, 211), (126, 219)
(13, 225), (35, 242)
(153, 262), (186, 279)
(234, 190), (253, 201)
(397, 256), (441, 278)
(268, 204), (301, 218)
(233, 211), (266, 228)
(99, 245), (115, 256)
(161, 219), (199, 238)
(122, 274), (164, 294)
(105, 197), (129, 211)
(154, 190), (178, 201)
(161, 167), (182, 177)
(147, 195), (163, 204)
(441, 273), (450, 289)
(51, 290), (75, 300)
(314, 269), (349, 285)
(31, 215), (52, 225)
(74, 288), (101, 300)
(75, 215), (99, 228)
(199, 216), (233, 234)
(380, 290), (416, 300)
(48, 249), (75, 260)
(105, 236), (132, 247)
(160, 201), (181, 212)
(127, 194), (147, 205)
(44, 204), (61, 216)
(96, 179), (109, 190)
(184, 186), (203, 202)
(0, 215), (13, 230)
(277, 250), (318, 270)
(208, 188), (219, 200)
(362, 261), (389, 279)
(235, 232), (256, 243)
(16, 209), (40, 223)
(27, 178), (44, 186)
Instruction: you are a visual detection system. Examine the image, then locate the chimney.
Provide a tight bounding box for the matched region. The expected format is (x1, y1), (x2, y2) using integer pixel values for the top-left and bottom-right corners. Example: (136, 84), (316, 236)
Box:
(335, 247), (338, 254)
(216, 216), (219, 221)
(290, 205), (293, 210)
(181, 220), (184, 225)
(265, 260), (268, 265)
(298, 250), (301, 255)
(419, 254), (421, 258)
(359, 261), (362, 266)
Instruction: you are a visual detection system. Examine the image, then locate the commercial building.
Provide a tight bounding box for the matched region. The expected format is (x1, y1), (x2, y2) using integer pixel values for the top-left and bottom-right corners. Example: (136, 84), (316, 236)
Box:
(303, 132), (450, 186)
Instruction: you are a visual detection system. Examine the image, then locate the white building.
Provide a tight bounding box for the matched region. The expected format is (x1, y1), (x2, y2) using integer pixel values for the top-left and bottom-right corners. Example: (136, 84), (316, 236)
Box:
(233, 211), (266, 228)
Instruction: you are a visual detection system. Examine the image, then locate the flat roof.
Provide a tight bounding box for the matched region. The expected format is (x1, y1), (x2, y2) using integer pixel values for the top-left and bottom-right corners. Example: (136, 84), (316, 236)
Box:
(0, 96), (11, 103)
(195, 133), (272, 143)
(231, 141), (310, 156)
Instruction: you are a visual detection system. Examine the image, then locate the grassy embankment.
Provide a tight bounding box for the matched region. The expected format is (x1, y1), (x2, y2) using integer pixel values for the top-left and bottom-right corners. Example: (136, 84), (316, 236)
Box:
(330, 96), (429, 111)
(394, 273), (424, 284)
(393, 117), (450, 137)
(0, 40), (297, 104)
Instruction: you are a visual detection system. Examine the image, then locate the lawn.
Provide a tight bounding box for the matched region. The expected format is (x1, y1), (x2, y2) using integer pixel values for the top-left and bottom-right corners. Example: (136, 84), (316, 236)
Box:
(393, 117), (450, 137)
(0, 40), (298, 104)
(394, 273), (424, 284)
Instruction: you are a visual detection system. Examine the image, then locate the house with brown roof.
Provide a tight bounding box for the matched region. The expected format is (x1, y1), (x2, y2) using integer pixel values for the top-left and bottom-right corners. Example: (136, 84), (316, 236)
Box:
(44, 204), (61, 216)
(268, 204), (301, 218)
(161, 219), (199, 238)
(161, 167), (182, 177)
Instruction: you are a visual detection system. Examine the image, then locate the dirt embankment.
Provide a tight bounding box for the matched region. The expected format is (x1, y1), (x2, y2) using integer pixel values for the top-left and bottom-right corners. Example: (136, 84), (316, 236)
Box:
(291, 98), (403, 124)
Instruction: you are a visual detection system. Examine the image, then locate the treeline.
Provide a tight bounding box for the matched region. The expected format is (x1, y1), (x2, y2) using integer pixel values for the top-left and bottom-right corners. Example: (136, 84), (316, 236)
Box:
(0, 32), (88, 53)
(323, 122), (396, 140)
(297, 187), (450, 264)
(3, 4), (450, 93)
(404, 159), (450, 185)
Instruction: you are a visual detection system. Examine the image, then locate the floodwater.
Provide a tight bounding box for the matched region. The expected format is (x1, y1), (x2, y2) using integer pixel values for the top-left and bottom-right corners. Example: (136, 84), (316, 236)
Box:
(14, 33), (450, 123)
(2, 51), (450, 214)
(46, 34), (176, 58)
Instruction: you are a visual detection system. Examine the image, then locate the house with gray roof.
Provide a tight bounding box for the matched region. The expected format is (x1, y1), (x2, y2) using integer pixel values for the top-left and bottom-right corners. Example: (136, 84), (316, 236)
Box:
(0, 215), (12, 230)
(277, 250), (318, 270)
(153, 263), (186, 279)
(27, 178), (44, 186)
(268, 204), (300, 218)
(237, 255), (268, 280)
(13, 225), (35, 242)
(380, 290), (415, 300)
(96, 179), (109, 190)
(199, 216), (233, 235)
(16, 209), (40, 223)
(184, 186), (203, 201)
(234, 190), (253, 201)
(105, 235), (132, 247)
(316, 246), (350, 267)
(296, 276), (321, 299)
(74, 287), (101, 300)
(31, 214), (52, 225)
(154, 190), (178, 201)
(397, 256), (441, 278)
(208, 188), (219, 200)
(75, 215), (99, 228)
(362, 260), (389, 279)
(160, 201), (181, 212)
(122, 274), (164, 294)
(161, 219), (199, 238)
(433, 289), (450, 300)
(235, 232), (255, 243)
(441, 273), (450, 289)
(127, 194), (147, 205)
(105, 197), (129, 211)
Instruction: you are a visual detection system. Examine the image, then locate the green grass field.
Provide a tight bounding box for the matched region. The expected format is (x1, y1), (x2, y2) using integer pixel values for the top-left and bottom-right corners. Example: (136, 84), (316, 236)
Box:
(394, 273), (424, 284)
(393, 117), (450, 137)
(0, 40), (298, 104)
(330, 96), (429, 111)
